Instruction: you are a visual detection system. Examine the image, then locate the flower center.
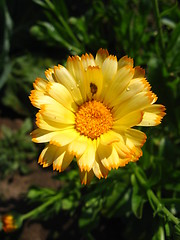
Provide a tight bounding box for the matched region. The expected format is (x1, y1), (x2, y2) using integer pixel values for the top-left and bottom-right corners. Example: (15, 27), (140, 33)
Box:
(75, 100), (113, 139)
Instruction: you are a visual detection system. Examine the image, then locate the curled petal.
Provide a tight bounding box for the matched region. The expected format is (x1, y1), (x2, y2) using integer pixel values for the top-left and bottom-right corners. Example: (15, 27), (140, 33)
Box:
(138, 104), (166, 126)
(45, 68), (57, 82)
(118, 56), (133, 69)
(53, 146), (73, 172)
(95, 48), (109, 67)
(81, 53), (96, 70)
(93, 153), (109, 179)
(133, 66), (145, 78)
(77, 139), (96, 172)
(79, 169), (94, 185)
(33, 78), (48, 91)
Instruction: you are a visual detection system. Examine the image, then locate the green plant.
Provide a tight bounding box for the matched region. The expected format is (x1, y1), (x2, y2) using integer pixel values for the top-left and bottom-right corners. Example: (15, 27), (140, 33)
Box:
(0, 119), (36, 178)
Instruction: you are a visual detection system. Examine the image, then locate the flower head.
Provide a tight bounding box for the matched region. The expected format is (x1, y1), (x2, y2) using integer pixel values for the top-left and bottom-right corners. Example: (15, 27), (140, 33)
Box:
(1, 214), (17, 232)
(30, 49), (166, 184)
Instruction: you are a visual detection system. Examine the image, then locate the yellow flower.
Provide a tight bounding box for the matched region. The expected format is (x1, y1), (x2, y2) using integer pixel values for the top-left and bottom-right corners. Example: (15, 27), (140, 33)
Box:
(29, 49), (166, 184)
(1, 214), (17, 232)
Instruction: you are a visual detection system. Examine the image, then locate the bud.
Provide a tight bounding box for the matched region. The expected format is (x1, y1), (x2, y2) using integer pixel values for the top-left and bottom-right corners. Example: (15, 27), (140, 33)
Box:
(1, 214), (22, 233)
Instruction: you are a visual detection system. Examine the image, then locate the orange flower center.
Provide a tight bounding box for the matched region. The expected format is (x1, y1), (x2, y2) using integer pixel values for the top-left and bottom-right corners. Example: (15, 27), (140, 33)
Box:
(75, 100), (113, 139)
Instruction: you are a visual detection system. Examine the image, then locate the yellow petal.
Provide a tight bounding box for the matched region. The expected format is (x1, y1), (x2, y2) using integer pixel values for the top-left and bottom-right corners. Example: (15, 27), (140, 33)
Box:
(54, 65), (83, 105)
(38, 146), (48, 166)
(105, 142), (131, 167)
(77, 139), (95, 172)
(112, 77), (151, 107)
(95, 48), (109, 67)
(81, 53), (96, 70)
(101, 130), (131, 156)
(98, 144), (121, 170)
(30, 89), (65, 109)
(68, 135), (88, 157)
(36, 112), (73, 131)
(29, 88), (68, 111)
(66, 56), (87, 101)
(46, 82), (78, 112)
(122, 132), (144, 162)
(79, 169), (94, 185)
(102, 55), (118, 80)
(113, 111), (143, 128)
(125, 129), (147, 147)
(113, 92), (153, 120)
(100, 55), (118, 101)
(85, 66), (103, 100)
(118, 56), (133, 69)
(50, 129), (79, 147)
(53, 146), (73, 172)
(97, 143), (112, 170)
(113, 142), (131, 159)
(33, 78), (48, 91)
(100, 130), (120, 145)
(151, 93), (158, 104)
(45, 68), (57, 82)
(138, 104), (166, 126)
(103, 65), (134, 106)
(29, 90), (45, 108)
(93, 153), (109, 179)
(39, 100), (75, 124)
(31, 128), (64, 143)
(38, 144), (57, 167)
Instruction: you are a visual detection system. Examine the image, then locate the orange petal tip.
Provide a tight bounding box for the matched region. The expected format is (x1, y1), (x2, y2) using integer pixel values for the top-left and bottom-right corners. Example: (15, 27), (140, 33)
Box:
(134, 66), (145, 78)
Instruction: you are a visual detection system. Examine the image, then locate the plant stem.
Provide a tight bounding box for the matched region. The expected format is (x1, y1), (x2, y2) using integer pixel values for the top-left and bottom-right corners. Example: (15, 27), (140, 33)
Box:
(133, 164), (180, 226)
(21, 194), (61, 221)
(147, 189), (179, 225)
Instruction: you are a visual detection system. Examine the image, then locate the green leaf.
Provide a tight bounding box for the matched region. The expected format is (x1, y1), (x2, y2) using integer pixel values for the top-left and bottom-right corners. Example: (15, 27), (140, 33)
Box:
(27, 187), (56, 202)
(33, 0), (47, 8)
(62, 198), (73, 210)
(174, 224), (180, 240)
(152, 223), (165, 240)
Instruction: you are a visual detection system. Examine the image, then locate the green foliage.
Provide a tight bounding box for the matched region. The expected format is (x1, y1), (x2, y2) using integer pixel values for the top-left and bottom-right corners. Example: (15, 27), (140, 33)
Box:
(0, 119), (36, 178)
(25, 169), (81, 220)
(131, 174), (146, 219)
(30, 0), (155, 58)
(1, 54), (55, 116)
(31, 0), (84, 54)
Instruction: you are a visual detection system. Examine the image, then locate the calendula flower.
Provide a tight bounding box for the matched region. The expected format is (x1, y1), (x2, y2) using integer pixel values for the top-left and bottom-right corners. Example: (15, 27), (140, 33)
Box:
(1, 214), (17, 232)
(29, 48), (165, 184)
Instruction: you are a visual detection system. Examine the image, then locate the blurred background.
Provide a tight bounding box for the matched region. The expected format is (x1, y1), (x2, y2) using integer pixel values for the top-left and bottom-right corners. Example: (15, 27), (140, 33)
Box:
(0, 0), (180, 239)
